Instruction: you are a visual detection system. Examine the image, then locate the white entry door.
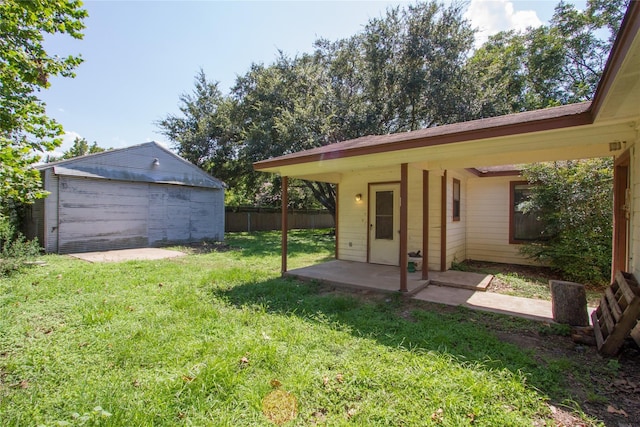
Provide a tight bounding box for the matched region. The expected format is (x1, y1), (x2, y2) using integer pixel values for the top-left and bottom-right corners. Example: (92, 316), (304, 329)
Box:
(369, 184), (400, 265)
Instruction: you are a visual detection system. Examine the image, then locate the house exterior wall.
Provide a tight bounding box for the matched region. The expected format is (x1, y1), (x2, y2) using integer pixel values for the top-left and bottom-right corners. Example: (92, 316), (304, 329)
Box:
(338, 168), (399, 263)
(425, 170), (443, 271)
(467, 176), (536, 265)
(337, 165), (540, 271)
(445, 171), (467, 269)
(406, 166), (423, 261)
(337, 166), (450, 270)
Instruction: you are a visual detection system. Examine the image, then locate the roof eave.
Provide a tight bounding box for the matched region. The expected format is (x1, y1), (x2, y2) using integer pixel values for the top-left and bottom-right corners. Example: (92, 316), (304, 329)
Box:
(253, 106), (593, 171)
(589, 0), (640, 120)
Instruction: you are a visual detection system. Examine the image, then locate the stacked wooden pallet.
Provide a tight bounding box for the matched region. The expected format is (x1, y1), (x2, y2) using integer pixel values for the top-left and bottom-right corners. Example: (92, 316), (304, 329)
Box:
(591, 271), (640, 355)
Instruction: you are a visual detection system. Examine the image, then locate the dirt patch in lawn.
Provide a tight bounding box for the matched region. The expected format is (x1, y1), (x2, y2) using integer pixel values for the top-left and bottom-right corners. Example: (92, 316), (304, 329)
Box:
(174, 241), (238, 254)
(495, 327), (640, 427)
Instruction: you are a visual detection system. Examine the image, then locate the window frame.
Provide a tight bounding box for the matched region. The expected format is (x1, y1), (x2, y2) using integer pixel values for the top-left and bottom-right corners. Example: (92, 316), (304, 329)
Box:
(509, 180), (543, 244)
(452, 178), (461, 222)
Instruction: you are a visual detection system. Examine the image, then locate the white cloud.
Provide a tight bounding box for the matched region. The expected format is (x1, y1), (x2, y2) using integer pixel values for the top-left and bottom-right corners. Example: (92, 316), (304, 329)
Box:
(40, 130), (83, 161)
(464, 0), (543, 47)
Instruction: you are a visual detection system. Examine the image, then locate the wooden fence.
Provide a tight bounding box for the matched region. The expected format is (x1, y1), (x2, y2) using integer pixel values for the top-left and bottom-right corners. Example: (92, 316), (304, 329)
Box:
(225, 208), (334, 232)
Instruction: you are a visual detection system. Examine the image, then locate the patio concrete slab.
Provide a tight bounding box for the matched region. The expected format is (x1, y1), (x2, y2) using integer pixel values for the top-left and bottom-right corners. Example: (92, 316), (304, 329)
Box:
(428, 270), (493, 291)
(69, 248), (186, 263)
(286, 260), (428, 294)
(413, 285), (554, 322)
(286, 260), (597, 323)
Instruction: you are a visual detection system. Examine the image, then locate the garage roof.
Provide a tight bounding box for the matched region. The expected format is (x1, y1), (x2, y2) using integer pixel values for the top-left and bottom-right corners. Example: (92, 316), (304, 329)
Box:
(39, 141), (224, 189)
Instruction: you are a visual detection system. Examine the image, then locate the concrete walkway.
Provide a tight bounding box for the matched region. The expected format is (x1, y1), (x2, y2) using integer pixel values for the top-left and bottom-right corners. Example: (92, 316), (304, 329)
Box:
(69, 248), (186, 263)
(413, 285), (554, 322)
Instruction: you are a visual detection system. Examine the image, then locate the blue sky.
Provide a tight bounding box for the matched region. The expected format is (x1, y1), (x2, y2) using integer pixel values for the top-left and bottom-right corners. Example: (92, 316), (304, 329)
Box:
(40, 0), (585, 156)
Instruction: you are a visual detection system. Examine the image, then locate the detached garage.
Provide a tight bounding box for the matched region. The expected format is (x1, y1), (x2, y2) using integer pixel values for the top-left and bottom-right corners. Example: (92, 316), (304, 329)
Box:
(27, 141), (225, 254)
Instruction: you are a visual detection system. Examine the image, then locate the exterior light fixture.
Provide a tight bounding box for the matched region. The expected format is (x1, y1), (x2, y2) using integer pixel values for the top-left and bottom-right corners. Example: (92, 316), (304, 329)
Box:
(609, 141), (624, 152)
(152, 158), (160, 167)
(355, 193), (362, 202)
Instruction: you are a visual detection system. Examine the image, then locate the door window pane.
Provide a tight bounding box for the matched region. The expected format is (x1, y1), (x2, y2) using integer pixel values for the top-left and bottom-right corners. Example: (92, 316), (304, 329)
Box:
(375, 190), (394, 240)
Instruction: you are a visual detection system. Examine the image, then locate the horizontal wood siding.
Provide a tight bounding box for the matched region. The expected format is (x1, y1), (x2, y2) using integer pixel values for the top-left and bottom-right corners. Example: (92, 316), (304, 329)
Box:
(427, 170), (443, 271)
(166, 187), (192, 242)
(148, 186), (169, 243)
(43, 169), (59, 253)
(189, 187), (224, 241)
(338, 168), (400, 262)
(58, 177), (149, 253)
(339, 166), (436, 267)
(446, 171), (466, 268)
(466, 176), (536, 265)
(148, 185), (224, 245)
(406, 167), (424, 262)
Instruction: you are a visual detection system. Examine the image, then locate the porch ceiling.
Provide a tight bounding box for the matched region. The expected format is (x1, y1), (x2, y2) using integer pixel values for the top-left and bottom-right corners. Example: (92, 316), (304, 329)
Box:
(262, 119), (636, 183)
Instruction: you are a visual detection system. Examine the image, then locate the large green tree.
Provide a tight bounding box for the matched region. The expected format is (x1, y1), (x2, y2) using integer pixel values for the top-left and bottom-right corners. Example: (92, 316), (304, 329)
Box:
(45, 137), (107, 162)
(469, 0), (628, 115)
(159, 0), (627, 216)
(160, 1), (477, 214)
(0, 0), (87, 210)
(157, 70), (238, 183)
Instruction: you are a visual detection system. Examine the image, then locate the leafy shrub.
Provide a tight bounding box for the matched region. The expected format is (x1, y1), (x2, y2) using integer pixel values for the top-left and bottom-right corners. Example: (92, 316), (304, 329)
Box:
(519, 159), (613, 286)
(0, 215), (41, 277)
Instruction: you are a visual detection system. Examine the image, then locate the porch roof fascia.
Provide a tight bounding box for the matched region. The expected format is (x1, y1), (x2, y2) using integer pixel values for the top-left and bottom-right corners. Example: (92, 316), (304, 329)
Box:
(253, 102), (592, 171)
(253, 1), (640, 176)
(589, 0), (640, 121)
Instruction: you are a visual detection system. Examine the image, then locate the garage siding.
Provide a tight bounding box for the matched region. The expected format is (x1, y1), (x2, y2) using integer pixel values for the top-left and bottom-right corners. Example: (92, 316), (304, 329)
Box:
(148, 185), (224, 245)
(58, 177), (149, 253)
(53, 177), (224, 254)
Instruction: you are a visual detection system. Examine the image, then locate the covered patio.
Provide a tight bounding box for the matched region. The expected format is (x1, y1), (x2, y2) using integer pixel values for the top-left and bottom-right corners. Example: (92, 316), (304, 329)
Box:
(286, 260), (561, 322)
(254, 2), (640, 324)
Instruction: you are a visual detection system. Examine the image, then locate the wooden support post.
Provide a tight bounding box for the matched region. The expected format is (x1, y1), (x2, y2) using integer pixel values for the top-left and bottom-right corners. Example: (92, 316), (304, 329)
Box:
(422, 170), (429, 280)
(440, 171), (447, 272)
(281, 176), (288, 275)
(335, 184), (339, 260)
(400, 164), (408, 292)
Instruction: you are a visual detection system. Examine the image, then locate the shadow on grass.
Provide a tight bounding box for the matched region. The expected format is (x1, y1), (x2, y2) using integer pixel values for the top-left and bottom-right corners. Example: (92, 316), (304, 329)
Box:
(212, 276), (573, 404)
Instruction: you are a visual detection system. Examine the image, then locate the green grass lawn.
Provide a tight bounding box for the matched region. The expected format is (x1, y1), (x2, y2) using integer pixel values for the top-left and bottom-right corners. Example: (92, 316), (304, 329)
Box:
(0, 230), (606, 426)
